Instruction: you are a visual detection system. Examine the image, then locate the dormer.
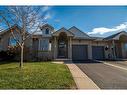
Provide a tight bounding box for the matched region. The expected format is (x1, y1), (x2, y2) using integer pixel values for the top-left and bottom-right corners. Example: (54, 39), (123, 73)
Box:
(40, 24), (54, 35)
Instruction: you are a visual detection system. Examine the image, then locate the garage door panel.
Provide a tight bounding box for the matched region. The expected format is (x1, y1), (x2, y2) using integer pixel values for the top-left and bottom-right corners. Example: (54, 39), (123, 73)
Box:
(72, 45), (88, 61)
(92, 46), (104, 60)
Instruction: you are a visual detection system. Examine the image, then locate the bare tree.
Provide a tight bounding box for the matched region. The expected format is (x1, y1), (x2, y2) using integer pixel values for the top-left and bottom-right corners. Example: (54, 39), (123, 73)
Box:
(0, 6), (48, 68)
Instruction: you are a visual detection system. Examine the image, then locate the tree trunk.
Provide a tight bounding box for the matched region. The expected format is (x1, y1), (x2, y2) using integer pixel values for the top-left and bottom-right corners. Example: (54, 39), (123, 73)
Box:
(20, 45), (24, 68)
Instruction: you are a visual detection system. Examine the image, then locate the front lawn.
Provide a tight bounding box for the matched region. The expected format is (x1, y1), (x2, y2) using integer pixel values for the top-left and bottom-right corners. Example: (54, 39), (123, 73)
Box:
(0, 62), (76, 89)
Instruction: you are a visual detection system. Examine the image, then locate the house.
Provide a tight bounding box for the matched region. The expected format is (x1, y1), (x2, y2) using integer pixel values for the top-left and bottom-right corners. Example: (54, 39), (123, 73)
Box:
(0, 24), (127, 61)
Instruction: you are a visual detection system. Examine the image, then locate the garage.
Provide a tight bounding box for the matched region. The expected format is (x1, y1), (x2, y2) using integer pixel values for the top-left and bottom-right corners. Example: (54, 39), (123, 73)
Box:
(72, 45), (88, 61)
(92, 46), (104, 60)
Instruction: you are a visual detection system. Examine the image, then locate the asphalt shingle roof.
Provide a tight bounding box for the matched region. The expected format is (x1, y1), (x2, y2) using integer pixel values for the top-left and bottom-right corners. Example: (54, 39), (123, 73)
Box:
(103, 31), (127, 40)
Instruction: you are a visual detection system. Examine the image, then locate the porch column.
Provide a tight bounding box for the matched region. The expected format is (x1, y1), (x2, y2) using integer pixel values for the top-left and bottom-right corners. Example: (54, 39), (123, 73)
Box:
(88, 41), (92, 59)
(112, 40), (116, 59)
(121, 42), (126, 58)
(38, 39), (40, 51)
(54, 37), (57, 59)
(38, 39), (41, 57)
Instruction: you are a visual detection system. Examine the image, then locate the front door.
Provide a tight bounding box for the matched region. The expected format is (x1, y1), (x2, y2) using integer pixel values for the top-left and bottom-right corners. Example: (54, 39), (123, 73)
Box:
(58, 41), (67, 58)
(58, 32), (68, 58)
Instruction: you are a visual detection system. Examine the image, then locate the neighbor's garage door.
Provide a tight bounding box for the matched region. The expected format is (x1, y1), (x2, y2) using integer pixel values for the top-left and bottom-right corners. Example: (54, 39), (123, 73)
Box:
(92, 46), (104, 60)
(72, 45), (88, 61)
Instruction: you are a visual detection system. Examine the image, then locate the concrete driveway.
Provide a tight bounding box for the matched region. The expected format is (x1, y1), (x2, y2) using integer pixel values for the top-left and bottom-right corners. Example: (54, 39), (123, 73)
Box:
(76, 61), (127, 89)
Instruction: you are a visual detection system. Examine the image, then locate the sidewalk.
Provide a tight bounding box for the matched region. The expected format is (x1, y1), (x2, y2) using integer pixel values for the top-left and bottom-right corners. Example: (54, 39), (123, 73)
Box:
(66, 64), (100, 89)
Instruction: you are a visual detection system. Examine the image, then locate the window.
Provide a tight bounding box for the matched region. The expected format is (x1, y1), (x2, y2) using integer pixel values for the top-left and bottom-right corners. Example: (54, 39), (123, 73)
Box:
(40, 39), (51, 51)
(9, 37), (17, 46)
(49, 40), (51, 51)
(41, 39), (47, 51)
(45, 28), (49, 34)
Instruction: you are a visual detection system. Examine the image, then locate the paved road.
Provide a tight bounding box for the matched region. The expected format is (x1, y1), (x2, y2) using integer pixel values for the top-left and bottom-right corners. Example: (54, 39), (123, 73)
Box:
(76, 62), (127, 89)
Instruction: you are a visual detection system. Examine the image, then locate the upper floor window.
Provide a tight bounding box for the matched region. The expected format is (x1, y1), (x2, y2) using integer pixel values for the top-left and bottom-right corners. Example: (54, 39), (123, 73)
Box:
(45, 28), (49, 34)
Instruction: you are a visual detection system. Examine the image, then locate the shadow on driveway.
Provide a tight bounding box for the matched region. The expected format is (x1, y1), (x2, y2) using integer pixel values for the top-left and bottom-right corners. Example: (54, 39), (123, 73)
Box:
(72, 60), (102, 64)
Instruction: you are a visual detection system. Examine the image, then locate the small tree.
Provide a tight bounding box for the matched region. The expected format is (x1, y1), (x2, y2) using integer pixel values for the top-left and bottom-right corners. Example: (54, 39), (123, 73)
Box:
(0, 6), (49, 68)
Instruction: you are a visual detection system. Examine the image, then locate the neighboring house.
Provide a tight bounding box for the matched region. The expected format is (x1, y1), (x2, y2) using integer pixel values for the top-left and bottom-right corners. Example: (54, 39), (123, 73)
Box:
(0, 24), (127, 61)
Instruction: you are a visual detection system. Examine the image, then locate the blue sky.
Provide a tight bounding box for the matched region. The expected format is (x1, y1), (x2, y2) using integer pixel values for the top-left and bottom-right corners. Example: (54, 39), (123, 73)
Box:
(1, 6), (127, 37)
(45, 6), (127, 37)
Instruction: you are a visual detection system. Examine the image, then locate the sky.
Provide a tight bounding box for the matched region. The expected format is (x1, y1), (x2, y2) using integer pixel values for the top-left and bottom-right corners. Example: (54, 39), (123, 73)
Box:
(44, 6), (127, 37)
(1, 6), (127, 37)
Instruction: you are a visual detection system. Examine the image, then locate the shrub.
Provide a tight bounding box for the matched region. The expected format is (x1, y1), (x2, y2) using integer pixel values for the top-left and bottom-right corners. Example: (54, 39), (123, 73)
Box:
(0, 50), (16, 61)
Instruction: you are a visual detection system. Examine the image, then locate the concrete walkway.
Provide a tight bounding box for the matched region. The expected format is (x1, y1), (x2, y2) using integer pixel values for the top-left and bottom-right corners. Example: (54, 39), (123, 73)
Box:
(66, 64), (100, 89)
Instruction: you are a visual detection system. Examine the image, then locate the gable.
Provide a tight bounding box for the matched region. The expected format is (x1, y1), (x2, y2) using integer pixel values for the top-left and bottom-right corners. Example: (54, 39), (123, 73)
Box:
(68, 26), (91, 39)
(34, 24), (54, 35)
(0, 25), (21, 36)
(115, 31), (127, 40)
(40, 24), (54, 30)
(52, 27), (74, 37)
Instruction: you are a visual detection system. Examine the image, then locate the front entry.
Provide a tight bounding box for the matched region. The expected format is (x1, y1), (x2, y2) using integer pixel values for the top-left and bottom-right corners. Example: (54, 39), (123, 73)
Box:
(58, 32), (68, 58)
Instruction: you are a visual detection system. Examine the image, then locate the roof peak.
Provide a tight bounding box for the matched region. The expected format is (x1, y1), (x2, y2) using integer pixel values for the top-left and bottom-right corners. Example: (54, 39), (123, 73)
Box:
(41, 23), (54, 29)
(69, 26), (79, 30)
(69, 26), (90, 37)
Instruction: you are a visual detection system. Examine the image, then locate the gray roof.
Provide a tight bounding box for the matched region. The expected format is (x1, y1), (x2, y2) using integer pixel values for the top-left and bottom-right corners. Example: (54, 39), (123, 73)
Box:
(1, 24), (127, 41)
(103, 31), (127, 40)
(91, 37), (104, 41)
(68, 26), (93, 40)
(0, 24), (21, 36)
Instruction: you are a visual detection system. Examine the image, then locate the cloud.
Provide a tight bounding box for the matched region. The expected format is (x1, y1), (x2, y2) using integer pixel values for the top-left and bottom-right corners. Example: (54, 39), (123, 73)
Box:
(44, 12), (52, 20)
(41, 6), (52, 20)
(87, 22), (127, 37)
(42, 6), (51, 12)
(54, 19), (60, 23)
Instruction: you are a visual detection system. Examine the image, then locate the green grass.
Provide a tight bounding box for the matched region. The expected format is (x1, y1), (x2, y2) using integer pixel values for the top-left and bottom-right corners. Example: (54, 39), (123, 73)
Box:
(0, 62), (76, 89)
